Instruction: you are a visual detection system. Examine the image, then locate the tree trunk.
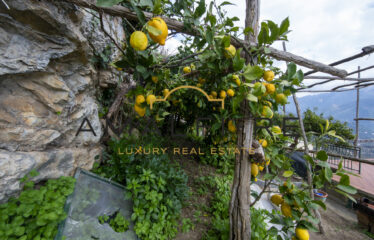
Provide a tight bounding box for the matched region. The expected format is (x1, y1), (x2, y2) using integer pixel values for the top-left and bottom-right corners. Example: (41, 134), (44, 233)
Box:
(229, 1), (260, 239)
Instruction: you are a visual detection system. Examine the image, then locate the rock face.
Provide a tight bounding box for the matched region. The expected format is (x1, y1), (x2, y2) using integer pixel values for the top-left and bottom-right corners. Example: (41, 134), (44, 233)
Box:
(0, 0), (124, 202)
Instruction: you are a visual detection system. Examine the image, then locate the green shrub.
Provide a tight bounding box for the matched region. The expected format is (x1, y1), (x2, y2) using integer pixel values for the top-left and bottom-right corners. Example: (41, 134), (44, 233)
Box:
(0, 170), (75, 240)
(93, 133), (189, 240)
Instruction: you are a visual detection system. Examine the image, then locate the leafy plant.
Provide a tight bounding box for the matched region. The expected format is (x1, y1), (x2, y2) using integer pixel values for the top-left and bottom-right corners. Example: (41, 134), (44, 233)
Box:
(98, 212), (130, 233)
(0, 170), (75, 240)
(92, 133), (189, 240)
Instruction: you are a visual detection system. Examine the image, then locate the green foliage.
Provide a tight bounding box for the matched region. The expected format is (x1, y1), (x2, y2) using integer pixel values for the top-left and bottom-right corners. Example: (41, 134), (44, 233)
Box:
(98, 212), (130, 233)
(0, 171), (75, 240)
(181, 218), (195, 233)
(92, 133), (189, 240)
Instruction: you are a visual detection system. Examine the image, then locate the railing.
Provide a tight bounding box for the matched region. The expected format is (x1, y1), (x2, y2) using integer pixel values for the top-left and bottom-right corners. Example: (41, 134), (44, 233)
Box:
(316, 143), (361, 174)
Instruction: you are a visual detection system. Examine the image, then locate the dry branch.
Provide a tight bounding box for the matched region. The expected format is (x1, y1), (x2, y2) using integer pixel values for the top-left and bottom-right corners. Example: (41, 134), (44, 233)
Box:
(61, 0), (347, 78)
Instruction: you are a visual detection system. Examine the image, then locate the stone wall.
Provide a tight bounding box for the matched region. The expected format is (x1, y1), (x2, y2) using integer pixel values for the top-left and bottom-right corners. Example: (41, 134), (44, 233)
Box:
(0, 0), (123, 202)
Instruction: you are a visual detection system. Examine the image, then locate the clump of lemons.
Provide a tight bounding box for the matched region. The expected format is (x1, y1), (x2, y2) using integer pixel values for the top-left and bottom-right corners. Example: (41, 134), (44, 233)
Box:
(147, 17), (168, 45)
(130, 31), (148, 51)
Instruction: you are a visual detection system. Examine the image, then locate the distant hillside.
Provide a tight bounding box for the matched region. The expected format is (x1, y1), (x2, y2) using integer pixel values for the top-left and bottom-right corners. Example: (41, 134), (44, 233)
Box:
(287, 86), (374, 139)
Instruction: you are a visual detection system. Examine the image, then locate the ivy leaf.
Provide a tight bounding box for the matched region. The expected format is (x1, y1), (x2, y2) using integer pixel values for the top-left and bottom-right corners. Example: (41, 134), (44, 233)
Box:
(243, 65), (264, 81)
(96, 0), (122, 7)
(283, 170), (293, 178)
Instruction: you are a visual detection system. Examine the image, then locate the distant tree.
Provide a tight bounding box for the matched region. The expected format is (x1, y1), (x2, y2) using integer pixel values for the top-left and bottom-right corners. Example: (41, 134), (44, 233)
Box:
(273, 109), (355, 147)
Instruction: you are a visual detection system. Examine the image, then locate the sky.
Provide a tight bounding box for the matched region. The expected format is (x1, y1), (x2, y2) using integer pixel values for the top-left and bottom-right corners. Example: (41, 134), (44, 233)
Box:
(165, 0), (374, 97)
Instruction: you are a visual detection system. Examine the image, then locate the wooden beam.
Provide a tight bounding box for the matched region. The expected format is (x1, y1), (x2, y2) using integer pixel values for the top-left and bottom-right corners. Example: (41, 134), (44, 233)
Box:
(304, 76), (374, 81)
(62, 0), (347, 78)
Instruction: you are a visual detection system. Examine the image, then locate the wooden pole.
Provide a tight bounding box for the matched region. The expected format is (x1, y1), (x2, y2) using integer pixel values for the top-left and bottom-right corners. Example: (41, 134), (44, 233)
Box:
(282, 42), (324, 234)
(354, 66), (360, 158)
(229, 1), (259, 239)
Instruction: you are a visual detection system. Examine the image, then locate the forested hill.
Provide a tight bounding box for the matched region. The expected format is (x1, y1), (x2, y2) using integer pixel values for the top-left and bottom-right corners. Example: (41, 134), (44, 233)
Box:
(287, 86), (374, 139)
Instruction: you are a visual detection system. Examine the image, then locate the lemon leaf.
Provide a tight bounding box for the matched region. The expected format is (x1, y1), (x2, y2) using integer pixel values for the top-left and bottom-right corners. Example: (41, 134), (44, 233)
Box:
(146, 25), (162, 36)
(246, 94), (258, 102)
(283, 171), (293, 178)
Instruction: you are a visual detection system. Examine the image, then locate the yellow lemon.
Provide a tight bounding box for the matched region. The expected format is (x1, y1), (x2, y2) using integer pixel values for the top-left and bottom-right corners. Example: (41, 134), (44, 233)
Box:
(220, 90), (227, 99)
(251, 163), (259, 177)
(151, 76), (158, 83)
(275, 93), (287, 105)
(198, 77), (206, 84)
(295, 228), (310, 240)
(228, 120), (236, 133)
(281, 202), (292, 218)
(147, 17), (168, 45)
(272, 126), (282, 134)
(224, 44), (236, 58)
(263, 70), (275, 82)
(266, 83), (276, 94)
(261, 106), (273, 119)
(135, 95), (145, 105)
(130, 31), (148, 51)
(264, 101), (272, 107)
(227, 89), (235, 97)
(116, 67), (123, 71)
(270, 194), (284, 206)
(259, 165), (264, 171)
(196, 83), (202, 88)
(265, 157), (270, 165)
(146, 94), (156, 105)
(211, 91), (217, 98)
(183, 66), (191, 73)
(233, 74), (241, 86)
(259, 139), (268, 148)
(134, 104), (146, 117)
(163, 89), (169, 97)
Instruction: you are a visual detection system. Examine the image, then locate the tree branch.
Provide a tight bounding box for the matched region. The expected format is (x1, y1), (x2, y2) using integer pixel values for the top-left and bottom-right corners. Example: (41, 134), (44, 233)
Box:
(60, 0), (347, 78)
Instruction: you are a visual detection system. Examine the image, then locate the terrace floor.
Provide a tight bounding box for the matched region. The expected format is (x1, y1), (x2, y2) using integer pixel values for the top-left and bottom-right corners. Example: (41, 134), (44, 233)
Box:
(332, 161), (374, 198)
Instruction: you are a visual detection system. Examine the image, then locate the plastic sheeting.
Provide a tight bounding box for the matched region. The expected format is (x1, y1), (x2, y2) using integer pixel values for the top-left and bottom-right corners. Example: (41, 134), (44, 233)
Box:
(55, 169), (138, 240)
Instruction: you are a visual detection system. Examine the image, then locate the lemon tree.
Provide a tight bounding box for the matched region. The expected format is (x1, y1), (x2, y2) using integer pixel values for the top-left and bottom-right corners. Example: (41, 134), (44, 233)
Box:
(93, 0), (358, 239)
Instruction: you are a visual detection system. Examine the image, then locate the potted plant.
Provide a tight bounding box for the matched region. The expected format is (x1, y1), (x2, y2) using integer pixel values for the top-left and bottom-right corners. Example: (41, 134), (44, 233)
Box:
(313, 189), (328, 202)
